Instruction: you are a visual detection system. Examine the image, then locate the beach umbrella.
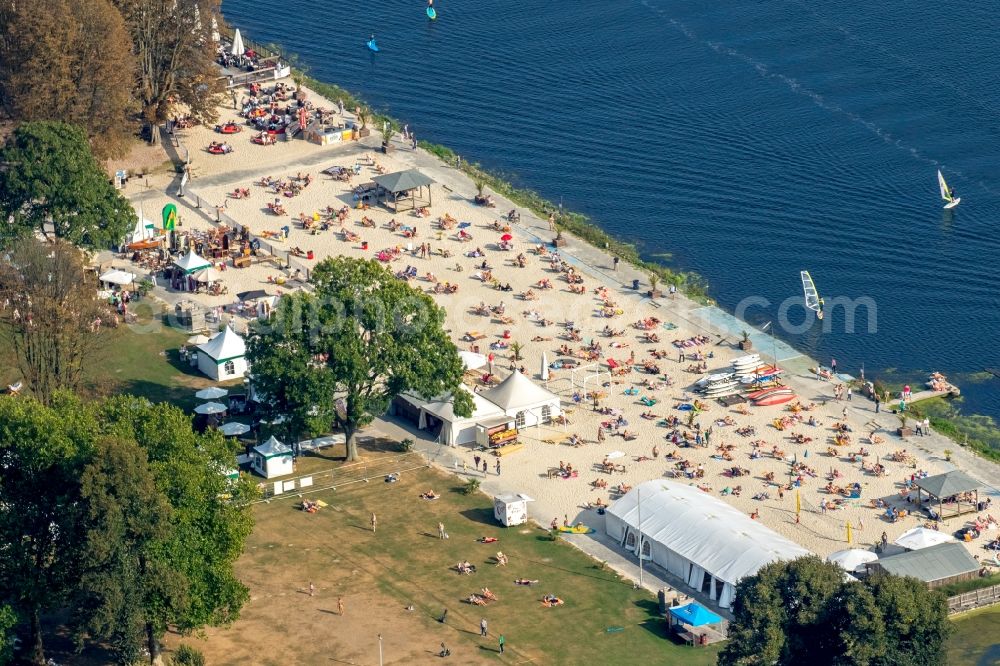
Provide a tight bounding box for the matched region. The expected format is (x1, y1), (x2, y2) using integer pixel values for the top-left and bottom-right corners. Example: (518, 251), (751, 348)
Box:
(187, 334), (210, 345)
(541, 352), (550, 381)
(231, 29), (244, 56)
(894, 527), (956, 551)
(500, 233), (513, 242)
(195, 386), (229, 400)
(219, 421), (250, 437)
(827, 549), (878, 573)
(193, 267), (223, 283)
(458, 350), (487, 370)
(606, 451), (626, 460)
(194, 401), (227, 415)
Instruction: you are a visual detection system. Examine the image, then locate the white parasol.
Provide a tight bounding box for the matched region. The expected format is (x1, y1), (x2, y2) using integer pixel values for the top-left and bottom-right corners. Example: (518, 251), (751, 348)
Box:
(193, 401), (227, 415)
(231, 29), (245, 57)
(894, 527), (956, 551)
(187, 334), (210, 345)
(195, 386), (229, 400)
(827, 549), (878, 572)
(219, 421), (250, 436)
(193, 267), (223, 283)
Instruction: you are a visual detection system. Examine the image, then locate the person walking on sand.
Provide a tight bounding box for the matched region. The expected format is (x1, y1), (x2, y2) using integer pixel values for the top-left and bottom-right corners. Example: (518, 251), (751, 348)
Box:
(875, 394), (881, 413)
(438, 522), (446, 539)
(597, 426), (605, 442)
(482, 460), (488, 474)
(495, 460), (501, 476)
(613, 256), (620, 272)
(847, 387), (852, 401)
(480, 617), (488, 637)
(371, 512), (378, 533)
(498, 634), (505, 654)
(338, 597), (345, 616)
(474, 454), (481, 470)
(462, 460), (468, 474)
(309, 582), (315, 597)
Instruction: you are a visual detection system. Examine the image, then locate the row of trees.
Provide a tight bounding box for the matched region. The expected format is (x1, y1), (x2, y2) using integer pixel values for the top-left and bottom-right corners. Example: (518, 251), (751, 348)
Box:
(0, 393), (255, 665)
(719, 556), (951, 665)
(0, 0), (223, 156)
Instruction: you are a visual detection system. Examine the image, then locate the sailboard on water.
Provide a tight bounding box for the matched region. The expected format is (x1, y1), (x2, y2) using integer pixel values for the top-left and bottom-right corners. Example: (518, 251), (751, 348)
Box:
(800, 271), (824, 320)
(938, 170), (960, 209)
(367, 35), (379, 52)
(427, 0), (437, 20)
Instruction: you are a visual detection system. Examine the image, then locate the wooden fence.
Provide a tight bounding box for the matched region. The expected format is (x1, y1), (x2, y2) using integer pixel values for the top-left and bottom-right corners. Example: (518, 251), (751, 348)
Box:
(947, 584), (1000, 614)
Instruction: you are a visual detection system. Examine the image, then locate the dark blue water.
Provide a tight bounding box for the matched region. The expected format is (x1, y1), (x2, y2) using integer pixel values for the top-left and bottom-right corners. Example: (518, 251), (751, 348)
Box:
(222, 0), (1000, 418)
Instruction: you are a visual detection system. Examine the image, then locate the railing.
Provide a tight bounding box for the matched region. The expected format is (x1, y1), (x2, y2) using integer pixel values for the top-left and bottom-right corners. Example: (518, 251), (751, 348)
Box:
(252, 451), (429, 503)
(947, 584), (1000, 614)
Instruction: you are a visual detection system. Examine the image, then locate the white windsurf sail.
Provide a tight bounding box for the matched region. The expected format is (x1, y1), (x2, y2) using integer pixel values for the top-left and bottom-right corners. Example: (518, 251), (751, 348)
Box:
(938, 170), (960, 208)
(800, 270), (824, 320)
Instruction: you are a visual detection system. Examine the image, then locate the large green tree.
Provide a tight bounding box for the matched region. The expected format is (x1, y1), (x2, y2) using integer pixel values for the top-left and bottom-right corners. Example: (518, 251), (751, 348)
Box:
(0, 395), (93, 664)
(0, 0), (137, 157)
(0, 122), (136, 247)
(718, 556), (951, 666)
(0, 395), (254, 665)
(247, 257), (472, 461)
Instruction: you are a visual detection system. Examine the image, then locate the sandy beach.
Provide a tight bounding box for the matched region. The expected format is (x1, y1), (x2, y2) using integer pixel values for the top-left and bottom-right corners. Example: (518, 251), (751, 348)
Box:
(119, 77), (1000, 575)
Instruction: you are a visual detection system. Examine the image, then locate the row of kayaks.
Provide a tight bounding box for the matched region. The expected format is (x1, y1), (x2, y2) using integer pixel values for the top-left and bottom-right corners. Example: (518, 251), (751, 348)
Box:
(695, 353), (796, 405)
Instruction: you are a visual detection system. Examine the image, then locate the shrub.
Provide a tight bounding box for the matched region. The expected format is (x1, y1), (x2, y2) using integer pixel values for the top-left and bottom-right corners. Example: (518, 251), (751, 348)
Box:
(462, 478), (481, 495)
(172, 645), (206, 666)
(398, 437), (414, 453)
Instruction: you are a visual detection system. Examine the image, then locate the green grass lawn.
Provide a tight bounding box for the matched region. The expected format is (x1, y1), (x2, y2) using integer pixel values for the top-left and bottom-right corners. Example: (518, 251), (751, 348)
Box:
(948, 606), (1000, 665)
(247, 465), (722, 665)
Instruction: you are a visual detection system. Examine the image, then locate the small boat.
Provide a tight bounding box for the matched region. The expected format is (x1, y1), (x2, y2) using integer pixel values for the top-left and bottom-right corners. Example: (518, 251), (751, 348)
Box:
(367, 38), (379, 52)
(745, 385), (791, 401)
(754, 393), (796, 406)
(938, 170), (960, 209)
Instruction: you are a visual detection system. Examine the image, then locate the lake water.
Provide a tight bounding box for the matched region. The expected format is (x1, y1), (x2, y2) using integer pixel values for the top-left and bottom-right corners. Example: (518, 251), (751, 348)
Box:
(222, 0), (1000, 420)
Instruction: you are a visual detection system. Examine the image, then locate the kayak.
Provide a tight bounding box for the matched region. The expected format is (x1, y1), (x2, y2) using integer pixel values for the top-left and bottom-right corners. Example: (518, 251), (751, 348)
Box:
(754, 393), (796, 406)
(745, 386), (790, 401)
(427, 6), (437, 19)
(558, 525), (595, 534)
(367, 39), (379, 52)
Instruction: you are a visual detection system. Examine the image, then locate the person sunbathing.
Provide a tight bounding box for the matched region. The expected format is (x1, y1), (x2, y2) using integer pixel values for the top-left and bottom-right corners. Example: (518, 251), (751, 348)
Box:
(420, 490), (440, 500)
(457, 560), (476, 574)
(480, 587), (497, 601)
(515, 578), (538, 586)
(495, 552), (508, 566)
(479, 536), (498, 544)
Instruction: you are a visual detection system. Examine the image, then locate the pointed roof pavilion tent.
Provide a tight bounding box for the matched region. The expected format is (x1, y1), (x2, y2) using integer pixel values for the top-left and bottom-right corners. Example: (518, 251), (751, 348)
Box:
(173, 249), (212, 275)
(196, 327), (248, 380)
(479, 370), (561, 428)
(373, 169), (435, 212)
(914, 470), (982, 520)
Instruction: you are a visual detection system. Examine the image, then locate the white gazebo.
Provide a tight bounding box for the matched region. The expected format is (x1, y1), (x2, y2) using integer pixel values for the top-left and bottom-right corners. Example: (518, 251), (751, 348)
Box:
(606, 481), (812, 608)
(98, 269), (136, 286)
(479, 370), (561, 428)
(173, 250), (212, 275)
(417, 388), (506, 446)
(251, 435), (293, 478)
(196, 327), (247, 380)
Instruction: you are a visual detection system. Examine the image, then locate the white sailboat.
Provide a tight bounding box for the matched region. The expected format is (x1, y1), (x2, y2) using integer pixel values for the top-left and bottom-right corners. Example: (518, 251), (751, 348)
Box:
(938, 170), (960, 209)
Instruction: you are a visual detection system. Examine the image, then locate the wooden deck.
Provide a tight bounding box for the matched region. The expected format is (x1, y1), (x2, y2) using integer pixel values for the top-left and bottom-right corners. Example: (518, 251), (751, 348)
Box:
(903, 385), (961, 405)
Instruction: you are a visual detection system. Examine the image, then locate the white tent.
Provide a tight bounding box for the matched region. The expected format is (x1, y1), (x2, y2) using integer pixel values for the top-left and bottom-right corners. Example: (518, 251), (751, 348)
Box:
(894, 527), (957, 551)
(402, 388), (505, 446)
(458, 350), (487, 370)
(197, 327), (247, 380)
(606, 481), (812, 608)
(99, 269), (136, 286)
(173, 250), (212, 275)
(479, 370), (561, 427)
(231, 29), (245, 57)
(126, 209), (158, 245)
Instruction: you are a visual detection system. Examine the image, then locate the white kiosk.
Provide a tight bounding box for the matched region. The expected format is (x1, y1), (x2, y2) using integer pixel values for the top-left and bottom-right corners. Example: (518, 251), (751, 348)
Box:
(493, 493), (534, 527)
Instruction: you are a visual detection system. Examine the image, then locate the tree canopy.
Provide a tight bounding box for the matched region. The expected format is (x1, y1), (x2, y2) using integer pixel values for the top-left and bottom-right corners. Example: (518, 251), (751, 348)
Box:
(0, 0), (136, 157)
(0, 122), (136, 247)
(0, 394), (255, 665)
(718, 556), (951, 666)
(247, 257), (471, 461)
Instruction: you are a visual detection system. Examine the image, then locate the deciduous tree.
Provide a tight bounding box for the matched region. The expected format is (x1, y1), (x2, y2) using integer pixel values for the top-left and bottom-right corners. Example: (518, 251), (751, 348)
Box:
(0, 122), (136, 247)
(112, 0), (222, 144)
(0, 238), (110, 405)
(0, 0), (136, 157)
(718, 556), (951, 666)
(247, 257), (472, 461)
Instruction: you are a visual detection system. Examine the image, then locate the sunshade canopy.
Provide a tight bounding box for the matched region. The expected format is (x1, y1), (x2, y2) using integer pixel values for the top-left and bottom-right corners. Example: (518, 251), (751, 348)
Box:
(915, 470), (981, 498)
(668, 602), (723, 627)
(373, 168), (435, 193)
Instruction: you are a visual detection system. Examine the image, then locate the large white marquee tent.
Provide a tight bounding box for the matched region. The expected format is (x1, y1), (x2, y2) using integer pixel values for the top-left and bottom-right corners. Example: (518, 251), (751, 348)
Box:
(606, 480), (811, 608)
(397, 388), (505, 446)
(478, 370), (561, 428)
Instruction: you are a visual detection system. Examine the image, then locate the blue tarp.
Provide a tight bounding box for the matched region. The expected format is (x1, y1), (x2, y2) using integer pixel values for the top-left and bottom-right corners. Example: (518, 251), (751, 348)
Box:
(668, 602), (722, 627)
